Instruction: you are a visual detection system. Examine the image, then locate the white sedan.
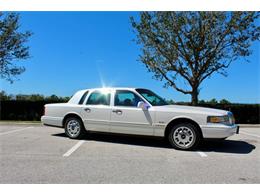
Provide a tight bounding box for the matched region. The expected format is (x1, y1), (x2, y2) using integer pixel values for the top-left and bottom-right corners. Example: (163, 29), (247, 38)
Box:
(41, 87), (239, 150)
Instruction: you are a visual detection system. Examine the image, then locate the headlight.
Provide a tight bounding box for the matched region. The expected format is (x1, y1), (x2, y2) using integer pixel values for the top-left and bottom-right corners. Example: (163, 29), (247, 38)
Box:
(207, 112), (235, 125)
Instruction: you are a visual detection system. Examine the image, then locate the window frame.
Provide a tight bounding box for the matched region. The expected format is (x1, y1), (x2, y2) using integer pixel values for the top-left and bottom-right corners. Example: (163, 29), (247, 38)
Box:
(135, 88), (168, 106)
(78, 91), (89, 105)
(113, 89), (150, 108)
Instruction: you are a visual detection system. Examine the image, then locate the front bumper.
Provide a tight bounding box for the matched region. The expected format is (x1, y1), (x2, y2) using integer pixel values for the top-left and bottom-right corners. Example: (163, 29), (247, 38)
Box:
(201, 124), (239, 139)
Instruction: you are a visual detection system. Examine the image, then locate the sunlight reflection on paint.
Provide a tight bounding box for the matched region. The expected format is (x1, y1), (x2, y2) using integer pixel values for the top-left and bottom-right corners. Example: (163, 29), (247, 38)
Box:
(100, 88), (111, 94)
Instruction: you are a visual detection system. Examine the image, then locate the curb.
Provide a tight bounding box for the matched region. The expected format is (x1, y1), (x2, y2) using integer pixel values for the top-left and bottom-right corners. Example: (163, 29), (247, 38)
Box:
(0, 121), (42, 125)
(238, 124), (260, 128)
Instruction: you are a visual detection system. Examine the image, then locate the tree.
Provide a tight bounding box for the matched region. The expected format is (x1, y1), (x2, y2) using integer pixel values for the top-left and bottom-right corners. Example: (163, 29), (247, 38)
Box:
(0, 12), (32, 83)
(28, 94), (45, 101)
(0, 90), (13, 100)
(45, 95), (61, 102)
(198, 99), (206, 104)
(219, 99), (231, 104)
(208, 98), (218, 104)
(131, 12), (260, 105)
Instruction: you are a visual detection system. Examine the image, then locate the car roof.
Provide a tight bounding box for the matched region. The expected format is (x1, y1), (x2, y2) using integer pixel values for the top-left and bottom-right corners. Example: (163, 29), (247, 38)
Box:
(79, 87), (145, 92)
(68, 87), (149, 104)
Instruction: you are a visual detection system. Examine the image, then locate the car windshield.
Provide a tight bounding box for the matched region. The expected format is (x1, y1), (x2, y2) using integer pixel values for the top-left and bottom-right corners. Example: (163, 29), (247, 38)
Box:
(136, 88), (169, 106)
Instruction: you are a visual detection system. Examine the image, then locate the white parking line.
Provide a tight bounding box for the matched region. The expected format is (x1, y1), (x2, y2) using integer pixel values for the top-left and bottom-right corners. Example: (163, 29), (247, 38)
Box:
(63, 140), (85, 157)
(0, 126), (33, 136)
(240, 131), (260, 138)
(197, 151), (207, 157)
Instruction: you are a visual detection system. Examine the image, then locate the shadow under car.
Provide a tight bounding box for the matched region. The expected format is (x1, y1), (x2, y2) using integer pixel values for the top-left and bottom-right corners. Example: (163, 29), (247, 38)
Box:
(52, 132), (255, 154)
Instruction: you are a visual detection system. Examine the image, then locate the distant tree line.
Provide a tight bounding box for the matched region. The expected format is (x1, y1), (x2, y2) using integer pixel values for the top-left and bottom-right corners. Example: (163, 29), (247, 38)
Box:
(0, 90), (236, 104)
(0, 91), (259, 123)
(0, 90), (71, 102)
(167, 98), (232, 105)
(1, 90), (258, 105)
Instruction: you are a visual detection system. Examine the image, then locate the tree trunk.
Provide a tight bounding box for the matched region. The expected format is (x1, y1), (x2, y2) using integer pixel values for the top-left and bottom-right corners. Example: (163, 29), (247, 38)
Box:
(191, 88), (199, 106)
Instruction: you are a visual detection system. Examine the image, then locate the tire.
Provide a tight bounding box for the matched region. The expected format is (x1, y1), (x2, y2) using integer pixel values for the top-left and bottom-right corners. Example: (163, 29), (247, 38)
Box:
(168, 123), (201, 150)
(65, 117), (86, 139)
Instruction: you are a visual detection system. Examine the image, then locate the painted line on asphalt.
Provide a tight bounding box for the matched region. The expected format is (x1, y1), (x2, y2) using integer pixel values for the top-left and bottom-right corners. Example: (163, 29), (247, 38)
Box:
(0, 126), (33, 136)
(240, 131), (260, 139)
(63, 140), (85, 157)
(197, 151), (207, 157)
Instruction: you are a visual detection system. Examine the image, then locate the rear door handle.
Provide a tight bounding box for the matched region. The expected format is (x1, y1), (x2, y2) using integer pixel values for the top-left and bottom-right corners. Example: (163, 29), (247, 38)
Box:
(112, 109), (122, 115)
(84, 108), (91, 112)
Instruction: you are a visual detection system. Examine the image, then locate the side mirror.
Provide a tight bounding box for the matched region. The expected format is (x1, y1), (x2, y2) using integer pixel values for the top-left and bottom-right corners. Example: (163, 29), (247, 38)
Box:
(137, 101), (149, 110)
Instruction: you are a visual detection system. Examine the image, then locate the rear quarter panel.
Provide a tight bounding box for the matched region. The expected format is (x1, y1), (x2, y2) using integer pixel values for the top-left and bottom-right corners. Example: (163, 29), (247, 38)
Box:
(43, 103), (83, 126)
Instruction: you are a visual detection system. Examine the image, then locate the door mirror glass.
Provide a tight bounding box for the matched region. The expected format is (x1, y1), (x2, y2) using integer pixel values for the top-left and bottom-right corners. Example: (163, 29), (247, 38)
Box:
(137, 101), (149, 110)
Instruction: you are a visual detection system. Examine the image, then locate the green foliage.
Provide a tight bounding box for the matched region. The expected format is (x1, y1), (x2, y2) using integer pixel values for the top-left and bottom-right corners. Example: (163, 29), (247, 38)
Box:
(167, 99), (175, 104)
(0, 12), (32, 83)
(0, 90), (70, 102)
(131, 12), (260, 105)
(0, 90), (14, 100)
(45, 95), (60, 102)
(1, 99), (259, 123)
(171, 98), (231, 105)
(208, 98), (218, 104)
(15, 94), (44, 101)
(219, 99), (231, 104)
(1, 90), (259, 123)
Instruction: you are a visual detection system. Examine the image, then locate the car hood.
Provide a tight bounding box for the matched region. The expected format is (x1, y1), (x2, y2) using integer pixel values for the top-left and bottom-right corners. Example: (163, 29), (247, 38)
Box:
(153, 105), (228, 116)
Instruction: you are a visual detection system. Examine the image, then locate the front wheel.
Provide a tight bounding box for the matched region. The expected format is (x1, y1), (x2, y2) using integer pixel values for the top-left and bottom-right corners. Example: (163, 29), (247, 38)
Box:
(65, 117), (86, 139)
(168, 123), (201, 150)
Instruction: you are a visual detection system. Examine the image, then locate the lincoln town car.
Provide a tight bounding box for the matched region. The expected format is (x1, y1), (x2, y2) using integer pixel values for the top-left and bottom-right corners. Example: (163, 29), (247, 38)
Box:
(41, 88), (239, 150)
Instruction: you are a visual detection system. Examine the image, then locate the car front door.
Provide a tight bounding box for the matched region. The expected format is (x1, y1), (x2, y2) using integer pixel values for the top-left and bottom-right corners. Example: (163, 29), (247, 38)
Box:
(110, 90), (154, 135)
(81, 89), (111, 132)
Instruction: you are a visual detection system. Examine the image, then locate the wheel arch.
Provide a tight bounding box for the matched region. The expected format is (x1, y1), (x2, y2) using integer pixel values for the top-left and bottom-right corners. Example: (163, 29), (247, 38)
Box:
(164, 117), (203, 138)
(62, 113), (84, 128)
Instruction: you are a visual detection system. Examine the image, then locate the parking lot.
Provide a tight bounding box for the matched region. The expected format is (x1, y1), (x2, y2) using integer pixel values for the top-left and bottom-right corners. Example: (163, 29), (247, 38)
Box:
(0, 123), (259, 183)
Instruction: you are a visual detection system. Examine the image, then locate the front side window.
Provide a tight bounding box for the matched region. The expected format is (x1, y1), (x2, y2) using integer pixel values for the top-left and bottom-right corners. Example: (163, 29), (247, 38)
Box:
(136, 88), (168, 106)
(86, 91), (110, 105)
(114, 90), (142, 107)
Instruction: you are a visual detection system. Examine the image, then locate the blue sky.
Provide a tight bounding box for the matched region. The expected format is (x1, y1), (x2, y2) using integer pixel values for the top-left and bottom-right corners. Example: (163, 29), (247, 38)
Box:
(1, 12), (260, 103)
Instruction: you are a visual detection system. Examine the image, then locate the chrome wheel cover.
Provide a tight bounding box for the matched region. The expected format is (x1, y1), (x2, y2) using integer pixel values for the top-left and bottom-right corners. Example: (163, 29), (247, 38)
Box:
(66, 119), (81, 137)
(172, 126), (195, 149)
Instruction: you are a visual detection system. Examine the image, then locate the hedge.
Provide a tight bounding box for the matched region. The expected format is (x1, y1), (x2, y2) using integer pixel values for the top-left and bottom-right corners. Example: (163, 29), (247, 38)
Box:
(182, 103), (260, 124)
(0, 100), (259, 124)
(0, 100), (58, 121)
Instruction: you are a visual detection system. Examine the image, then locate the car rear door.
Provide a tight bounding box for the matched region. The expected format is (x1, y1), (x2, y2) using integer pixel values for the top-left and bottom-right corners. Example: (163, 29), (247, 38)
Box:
(81, 89), (111, 132)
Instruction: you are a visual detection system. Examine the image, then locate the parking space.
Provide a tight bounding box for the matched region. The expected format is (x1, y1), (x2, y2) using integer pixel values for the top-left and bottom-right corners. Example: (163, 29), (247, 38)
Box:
(0, 123), (259, 183)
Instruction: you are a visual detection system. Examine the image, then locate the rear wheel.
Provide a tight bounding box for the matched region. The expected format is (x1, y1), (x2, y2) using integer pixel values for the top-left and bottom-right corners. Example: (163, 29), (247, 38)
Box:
(168, 123), (201, 150)
(65, 117), (85, 139)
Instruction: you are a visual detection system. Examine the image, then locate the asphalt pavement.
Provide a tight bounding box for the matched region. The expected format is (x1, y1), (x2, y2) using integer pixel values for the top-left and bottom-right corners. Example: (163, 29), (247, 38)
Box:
(0, 123), (259, 183)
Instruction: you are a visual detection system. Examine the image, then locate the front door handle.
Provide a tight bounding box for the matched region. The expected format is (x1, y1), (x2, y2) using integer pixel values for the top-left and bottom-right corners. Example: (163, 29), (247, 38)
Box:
(112, 109), (122, 115)
(84, 108), (91, 113)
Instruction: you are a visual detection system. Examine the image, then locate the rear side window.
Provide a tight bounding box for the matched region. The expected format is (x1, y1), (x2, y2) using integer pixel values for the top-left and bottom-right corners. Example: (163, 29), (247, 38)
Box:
(86, 91), (110, 105)
(78, 91), (88, 105)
